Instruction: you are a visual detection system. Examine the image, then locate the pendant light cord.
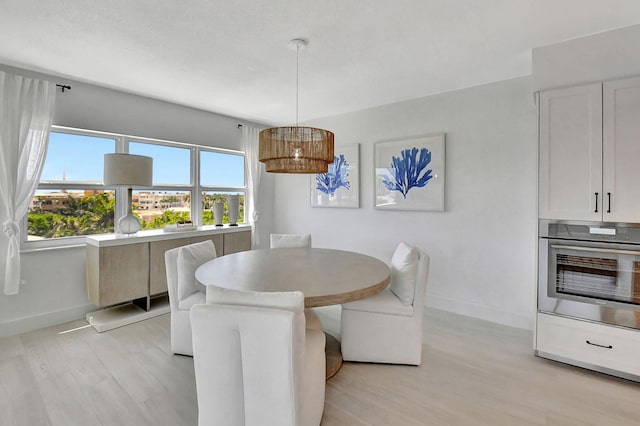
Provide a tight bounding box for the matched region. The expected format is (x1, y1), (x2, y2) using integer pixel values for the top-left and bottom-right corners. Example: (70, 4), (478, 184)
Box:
(295, 42), (300, 127)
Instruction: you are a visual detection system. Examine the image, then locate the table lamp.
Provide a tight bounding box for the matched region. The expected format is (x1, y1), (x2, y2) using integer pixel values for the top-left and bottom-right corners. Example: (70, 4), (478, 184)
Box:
(104, 153), (153, 234)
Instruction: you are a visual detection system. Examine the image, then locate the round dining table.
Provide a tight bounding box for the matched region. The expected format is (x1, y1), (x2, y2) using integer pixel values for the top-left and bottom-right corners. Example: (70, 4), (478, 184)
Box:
(195, 247), (391, 378)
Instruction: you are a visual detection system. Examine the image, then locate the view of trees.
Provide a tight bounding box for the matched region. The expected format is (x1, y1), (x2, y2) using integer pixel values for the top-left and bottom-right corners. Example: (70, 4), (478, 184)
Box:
(28, 193), (115, 238)
(140, 210), (190, 230)
(28, 192), (245, 239)
(202, 193), (245, 225)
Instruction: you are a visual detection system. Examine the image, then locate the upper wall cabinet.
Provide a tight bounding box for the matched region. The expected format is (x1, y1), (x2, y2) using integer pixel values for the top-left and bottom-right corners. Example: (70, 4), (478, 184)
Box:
(539, 83), (602, 221)
(602, 77), (640, 223)
(539, 76), (640, 222)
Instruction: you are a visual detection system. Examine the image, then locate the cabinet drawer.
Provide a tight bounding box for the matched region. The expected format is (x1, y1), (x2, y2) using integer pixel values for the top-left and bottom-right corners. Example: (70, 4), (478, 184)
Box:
(536, 313), (640, 377)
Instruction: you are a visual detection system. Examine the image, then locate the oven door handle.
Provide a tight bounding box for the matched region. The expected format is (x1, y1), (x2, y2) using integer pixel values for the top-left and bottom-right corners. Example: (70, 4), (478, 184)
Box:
(550, 244), (640, 256)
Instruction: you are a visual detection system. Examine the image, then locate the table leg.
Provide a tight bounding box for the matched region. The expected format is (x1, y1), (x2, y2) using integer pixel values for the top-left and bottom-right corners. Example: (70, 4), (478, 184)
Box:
(325, 333), (342, 379)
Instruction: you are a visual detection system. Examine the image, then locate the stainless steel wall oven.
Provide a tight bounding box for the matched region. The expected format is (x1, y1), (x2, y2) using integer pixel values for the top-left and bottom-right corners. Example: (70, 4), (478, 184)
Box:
(539, 220), (640, 330)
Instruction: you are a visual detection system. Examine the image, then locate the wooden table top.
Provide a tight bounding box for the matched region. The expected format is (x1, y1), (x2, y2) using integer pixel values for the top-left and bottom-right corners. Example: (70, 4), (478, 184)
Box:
(195, 248), (391, 308)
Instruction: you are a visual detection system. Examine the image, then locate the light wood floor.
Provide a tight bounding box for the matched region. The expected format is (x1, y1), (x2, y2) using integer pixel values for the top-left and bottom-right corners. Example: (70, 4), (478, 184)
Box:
(1, 309), (639, 426)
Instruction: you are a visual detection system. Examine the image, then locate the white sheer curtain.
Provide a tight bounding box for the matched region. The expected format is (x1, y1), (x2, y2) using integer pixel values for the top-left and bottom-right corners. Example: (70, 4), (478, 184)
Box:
(0, 72), (56, 295)
(242, 125), (263, 249)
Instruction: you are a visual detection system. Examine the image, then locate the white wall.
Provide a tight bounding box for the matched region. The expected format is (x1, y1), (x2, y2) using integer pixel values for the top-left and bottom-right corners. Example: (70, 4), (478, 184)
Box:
(0, 64), (274, 338)
(533, 24), (640, 92)
(0, 67), (536, 335)
(273, 77), (538, 329)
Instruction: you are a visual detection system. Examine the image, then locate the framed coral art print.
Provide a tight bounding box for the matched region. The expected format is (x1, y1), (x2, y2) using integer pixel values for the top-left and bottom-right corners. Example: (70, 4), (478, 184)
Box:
(374, 134), (445, 211)
(311, 143), (360, 208)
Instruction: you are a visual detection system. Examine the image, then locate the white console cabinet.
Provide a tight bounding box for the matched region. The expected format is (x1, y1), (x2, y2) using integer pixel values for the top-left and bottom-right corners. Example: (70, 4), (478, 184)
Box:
(539, 76), (640, 222)
(86, 225), (251, 310)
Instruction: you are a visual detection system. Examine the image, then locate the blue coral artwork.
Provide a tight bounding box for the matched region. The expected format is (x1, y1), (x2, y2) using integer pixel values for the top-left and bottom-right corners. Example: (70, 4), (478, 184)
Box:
(375, 134), (445, 211)
(382, 147), (433, 198)
(316, 154), (350, 196)
(311, 144), (360, 208)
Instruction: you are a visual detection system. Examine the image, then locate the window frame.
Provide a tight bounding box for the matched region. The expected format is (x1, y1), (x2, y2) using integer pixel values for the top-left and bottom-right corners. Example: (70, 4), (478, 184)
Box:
(199, 146), (247, 226)
(125, 136), (197, 228)
(22, 126), (246, 250)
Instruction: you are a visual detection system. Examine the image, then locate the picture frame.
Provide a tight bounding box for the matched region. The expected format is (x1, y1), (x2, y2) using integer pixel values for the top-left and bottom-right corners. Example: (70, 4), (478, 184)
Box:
(311, 143), (360, 208)
(374, 133), (445, 211)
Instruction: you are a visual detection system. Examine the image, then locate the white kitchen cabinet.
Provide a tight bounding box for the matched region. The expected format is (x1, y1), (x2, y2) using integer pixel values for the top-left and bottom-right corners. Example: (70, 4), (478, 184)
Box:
(602, 76), (640, 223)
(536, 313), (640, 380)
(539, 76), (640, 222)
(538, 84), (602, 221)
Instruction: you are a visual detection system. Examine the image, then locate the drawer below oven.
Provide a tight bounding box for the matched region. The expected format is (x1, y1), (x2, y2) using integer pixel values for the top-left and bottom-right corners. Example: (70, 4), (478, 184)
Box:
(536, 312), (640, 379)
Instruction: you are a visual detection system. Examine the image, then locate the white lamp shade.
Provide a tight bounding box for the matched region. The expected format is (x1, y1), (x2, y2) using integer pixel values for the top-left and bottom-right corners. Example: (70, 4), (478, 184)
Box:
(104, 153), (153, 187)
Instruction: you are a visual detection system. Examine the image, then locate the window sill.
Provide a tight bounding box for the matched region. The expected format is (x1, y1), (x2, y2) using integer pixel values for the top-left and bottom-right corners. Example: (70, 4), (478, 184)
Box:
(86, 223), (251, 248)
(22, 234), (89, 252)
(21, 241), (87, 253)
(22, 223), (251, 252)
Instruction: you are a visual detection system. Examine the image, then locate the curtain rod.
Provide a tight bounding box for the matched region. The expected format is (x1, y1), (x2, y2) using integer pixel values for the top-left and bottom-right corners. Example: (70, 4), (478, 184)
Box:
(56, 84), (71, 92)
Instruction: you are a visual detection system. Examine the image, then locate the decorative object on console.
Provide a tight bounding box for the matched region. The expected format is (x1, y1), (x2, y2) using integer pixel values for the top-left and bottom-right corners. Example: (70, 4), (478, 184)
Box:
(163, 221), (196, 232)
(311, 143), (360, 208)
(212, 201), (224, 226)
(259, 39), (334, 174)
(227, 194), (239, 225)
(374, 133), (445, 211)
(103, 153), (153, 234)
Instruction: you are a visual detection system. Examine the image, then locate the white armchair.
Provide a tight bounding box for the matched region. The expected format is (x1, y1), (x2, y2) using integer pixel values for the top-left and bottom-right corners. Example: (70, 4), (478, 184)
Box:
(165, 240), (217, 356)
(340, 242), (430, 365)
(270, 233), (312, 248)
(191, 287), (325, 426)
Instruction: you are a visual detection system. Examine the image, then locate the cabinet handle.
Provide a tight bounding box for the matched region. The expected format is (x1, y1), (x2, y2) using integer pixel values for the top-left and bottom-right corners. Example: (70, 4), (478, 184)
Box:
(607, 192), (611, 213)
(594, 192), (598, 213)
(586, 340), (613, 349)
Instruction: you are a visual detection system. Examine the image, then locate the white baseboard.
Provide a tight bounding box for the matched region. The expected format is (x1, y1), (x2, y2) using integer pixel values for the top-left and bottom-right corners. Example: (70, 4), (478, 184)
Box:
(86, 298), (170, 332)
(0, 304), (95, 339)
(426, 294), (534, 330)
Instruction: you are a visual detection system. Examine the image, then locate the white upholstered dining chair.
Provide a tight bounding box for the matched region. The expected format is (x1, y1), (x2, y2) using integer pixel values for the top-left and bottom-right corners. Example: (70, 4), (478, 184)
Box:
(340, 242), (430, 365)
(165, 240), (217, 356)
(270, 233), (312, 248)
(191, 287), (326, 426)
(268, 233), (324, 331)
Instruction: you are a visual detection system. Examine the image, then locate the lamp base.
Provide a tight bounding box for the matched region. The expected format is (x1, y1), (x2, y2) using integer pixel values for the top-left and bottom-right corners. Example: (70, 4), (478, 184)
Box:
(117, 213), (141, 234)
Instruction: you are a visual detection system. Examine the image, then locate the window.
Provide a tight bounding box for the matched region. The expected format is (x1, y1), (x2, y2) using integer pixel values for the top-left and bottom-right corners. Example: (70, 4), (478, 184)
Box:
(25, 127), (246, 246)
(200, 149), (246, 226)
(129, 140), (193, 230)
(27, 130), (116, 241)
(200, 150), (245, 187)
(130, 141), (191, 185)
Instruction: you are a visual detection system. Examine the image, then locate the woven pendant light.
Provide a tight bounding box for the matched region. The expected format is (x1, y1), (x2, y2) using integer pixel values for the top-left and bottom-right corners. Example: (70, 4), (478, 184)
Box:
(259, 39), (334, 174)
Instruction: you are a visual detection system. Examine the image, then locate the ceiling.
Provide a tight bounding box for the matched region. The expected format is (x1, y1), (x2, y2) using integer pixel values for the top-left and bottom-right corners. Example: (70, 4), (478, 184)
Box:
(2, 1), (640, 126)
